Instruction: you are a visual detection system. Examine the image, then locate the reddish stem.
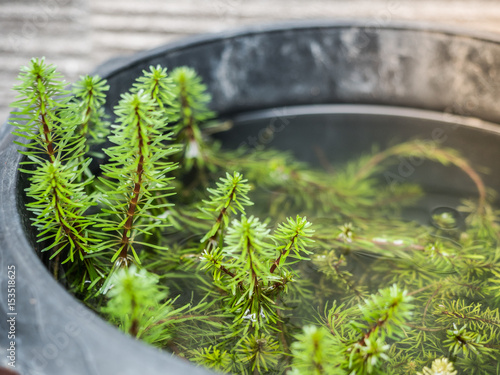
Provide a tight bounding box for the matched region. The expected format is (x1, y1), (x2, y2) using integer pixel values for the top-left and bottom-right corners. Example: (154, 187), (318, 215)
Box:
(119, 110), (145, 262)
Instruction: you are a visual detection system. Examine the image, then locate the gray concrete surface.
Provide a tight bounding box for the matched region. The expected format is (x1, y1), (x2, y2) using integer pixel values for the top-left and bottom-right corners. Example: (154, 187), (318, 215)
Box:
(2, 0), (500, 122)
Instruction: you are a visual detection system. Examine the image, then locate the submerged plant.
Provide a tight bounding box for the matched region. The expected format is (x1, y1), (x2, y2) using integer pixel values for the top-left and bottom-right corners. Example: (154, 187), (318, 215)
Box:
(9, 58), (500, 374)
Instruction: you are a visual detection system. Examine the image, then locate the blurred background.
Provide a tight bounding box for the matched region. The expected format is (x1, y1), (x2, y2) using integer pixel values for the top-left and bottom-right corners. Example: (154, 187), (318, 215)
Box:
(1, 0), (500, 121)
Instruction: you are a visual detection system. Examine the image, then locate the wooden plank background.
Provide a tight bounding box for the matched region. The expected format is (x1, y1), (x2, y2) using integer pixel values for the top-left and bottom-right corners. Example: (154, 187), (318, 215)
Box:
(1, 0), (500, 122)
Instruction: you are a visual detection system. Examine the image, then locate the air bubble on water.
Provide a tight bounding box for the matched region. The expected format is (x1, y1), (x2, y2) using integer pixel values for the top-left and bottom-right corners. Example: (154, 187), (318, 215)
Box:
(430, 207), (462, 230)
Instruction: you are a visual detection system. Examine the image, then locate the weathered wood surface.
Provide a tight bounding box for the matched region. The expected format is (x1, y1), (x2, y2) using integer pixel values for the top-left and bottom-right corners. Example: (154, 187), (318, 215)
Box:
(1, 0), (500, 121)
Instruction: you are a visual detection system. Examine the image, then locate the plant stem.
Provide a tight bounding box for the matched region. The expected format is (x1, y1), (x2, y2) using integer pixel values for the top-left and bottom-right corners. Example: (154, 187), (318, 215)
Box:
(247, 237), (258, 287)
(270, 232), (299, 273)
(118, 110), (145, 263)
(205, 184), (238, 253)
(353, 142), (487, 214)
(36, 75), (56, 162)
(130, 298), (139, 337)
(40, 111), (55, 162)
(440, 309), (500, 328)
(422, 284), (442, 325)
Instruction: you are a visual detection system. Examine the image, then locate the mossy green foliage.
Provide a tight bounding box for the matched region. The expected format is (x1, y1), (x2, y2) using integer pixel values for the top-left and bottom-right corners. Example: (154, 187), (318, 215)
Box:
(10, 57), (500, 374)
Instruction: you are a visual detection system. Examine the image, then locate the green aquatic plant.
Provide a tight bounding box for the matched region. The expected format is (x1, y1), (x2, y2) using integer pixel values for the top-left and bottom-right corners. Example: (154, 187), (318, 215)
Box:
(10, 57), (500, 374)
(96, 90), (178, 267)
(10, 58), (102, 280)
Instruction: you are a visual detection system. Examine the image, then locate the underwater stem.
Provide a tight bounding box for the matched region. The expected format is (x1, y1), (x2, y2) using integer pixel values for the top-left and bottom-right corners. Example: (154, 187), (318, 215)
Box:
(353, 142), (487, 214)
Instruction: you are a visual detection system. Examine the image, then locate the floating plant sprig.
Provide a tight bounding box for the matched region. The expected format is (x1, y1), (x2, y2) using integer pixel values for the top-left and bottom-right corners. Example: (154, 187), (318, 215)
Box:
(71, 74), (110, 143)
(9, 58), (101, 281)
(96, 90), (179, 268)
(170, 66), (215, 172)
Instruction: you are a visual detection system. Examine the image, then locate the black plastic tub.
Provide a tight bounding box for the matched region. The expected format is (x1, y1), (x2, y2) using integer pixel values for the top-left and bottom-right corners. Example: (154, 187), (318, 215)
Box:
(2, 20), (500, 375)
